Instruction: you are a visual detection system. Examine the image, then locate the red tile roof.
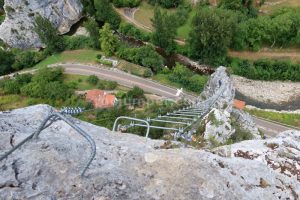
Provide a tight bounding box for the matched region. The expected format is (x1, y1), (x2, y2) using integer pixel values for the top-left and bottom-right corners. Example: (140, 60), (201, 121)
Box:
(86, 89), (116, 108)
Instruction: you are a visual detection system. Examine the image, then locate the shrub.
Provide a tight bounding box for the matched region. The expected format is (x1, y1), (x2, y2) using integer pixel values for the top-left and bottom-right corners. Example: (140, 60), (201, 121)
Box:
(113, 0), (141, 8)
(116, 45), (164, 72)
(83, 17), (100, 49)
(12, 51), (37, 70)
(96, 58), (113, 66)
(3, 80), (20, 94)
(228, 57), (300, 81)
(118, 23), (151, 41)
(87, 75), (99, 85)
(104, 81), (117, 90)
(34, 15), (65, 53)
(148, 0), (182, 8)
(64, 36), (93, 50)
(116, 91), (126, 99)
(143, 68), (153, 77)
(127, 86), (144, 99)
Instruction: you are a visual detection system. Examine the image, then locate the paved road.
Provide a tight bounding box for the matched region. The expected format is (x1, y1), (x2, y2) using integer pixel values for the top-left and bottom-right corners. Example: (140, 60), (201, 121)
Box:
(2, 63), (298, 136)
(253, 117), (299, 137)
(57, 63), (197, 101)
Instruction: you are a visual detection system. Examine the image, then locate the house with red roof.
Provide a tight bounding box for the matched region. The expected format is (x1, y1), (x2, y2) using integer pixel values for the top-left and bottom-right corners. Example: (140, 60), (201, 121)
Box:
(86, 89), (117, 108)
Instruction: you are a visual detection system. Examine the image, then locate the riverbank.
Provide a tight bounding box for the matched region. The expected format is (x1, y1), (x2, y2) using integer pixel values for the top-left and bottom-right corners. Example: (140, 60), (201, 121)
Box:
(233, 75), (300, 111)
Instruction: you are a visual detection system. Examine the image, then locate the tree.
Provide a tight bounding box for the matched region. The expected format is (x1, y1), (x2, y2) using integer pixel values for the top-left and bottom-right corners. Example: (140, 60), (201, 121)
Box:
(99, 23), (118, 56)
(94, 0), (121, 29)
(188, 8), (237, 64)
(148, 0), (182, 8)
(127, 86), (145, 99)
(12, 51), (36, 70)
(0, 49), (15, 75)
(0, 0), (4, 10)
(219, 0), (257, 17)
(34, 15), (65, 53)
(151, 7), (176, 55)
(81, 0), (96, 16)
(116, 45), (163, 72)
(84, 17), (100, 49)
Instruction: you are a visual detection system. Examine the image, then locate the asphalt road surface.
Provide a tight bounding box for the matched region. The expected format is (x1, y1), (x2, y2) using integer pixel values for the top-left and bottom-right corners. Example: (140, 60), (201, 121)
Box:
(253, 117), (299, 137)
(1, 63), (298, 137)
(57, 63), (197, 101)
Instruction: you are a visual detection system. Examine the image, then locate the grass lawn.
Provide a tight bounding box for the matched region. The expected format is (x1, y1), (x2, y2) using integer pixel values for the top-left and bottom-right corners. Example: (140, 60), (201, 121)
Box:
(35, 49), (102, 68)
(246, 108), (300, 128)
(0, 93), (28, 111)
(134, 2), (155, 29)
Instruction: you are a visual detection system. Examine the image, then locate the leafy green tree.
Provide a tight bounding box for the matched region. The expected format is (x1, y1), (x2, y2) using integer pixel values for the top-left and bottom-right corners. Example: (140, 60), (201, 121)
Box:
(94, 0), (121, 29)
(151, 7), (176, 55)
(148, 0), (182, 8)
(20, 68), (72, 100)
(118, 23), (151, 41)
(12, 51), (36, 70)
(113, 0), (141, 8)
(83, 17), (100, 49)
(99, 23), (118, 56)
(64, 36), (93, 50)
(0, 0), (4, 9)
(0, 49), (15, 75)
(188, 8), (237, 64)
(127, 86), (145, 99)
(219, 0), (257, 16)
(81, 0), (96, 16)
(116, 45), (163, 72)
(34, 15), (65, 53)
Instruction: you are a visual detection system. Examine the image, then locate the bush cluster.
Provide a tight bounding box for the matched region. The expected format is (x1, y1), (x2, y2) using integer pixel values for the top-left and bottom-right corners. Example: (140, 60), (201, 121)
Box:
(148, 0), (182, 8)
(118, 23), (151, 42)
(112, 0), (141, 8)
(116, 45), (164, 72)
(0, 68), (73, 101)
(161, 63), (208, 92)
(228, 58), (300, 81)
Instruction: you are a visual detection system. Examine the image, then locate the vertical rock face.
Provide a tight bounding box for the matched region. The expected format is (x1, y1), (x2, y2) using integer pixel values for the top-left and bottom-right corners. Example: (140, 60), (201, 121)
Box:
(0, 0), (83, 49)
(200, 67), (261, 144)
(201, 66), (235, 112)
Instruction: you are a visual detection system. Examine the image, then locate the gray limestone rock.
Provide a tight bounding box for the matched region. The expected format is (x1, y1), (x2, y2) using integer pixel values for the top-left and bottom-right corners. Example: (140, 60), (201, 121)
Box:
(0, 105), (299, 199)
(0, 0), (83, 49)
(200, 67), (261, 142)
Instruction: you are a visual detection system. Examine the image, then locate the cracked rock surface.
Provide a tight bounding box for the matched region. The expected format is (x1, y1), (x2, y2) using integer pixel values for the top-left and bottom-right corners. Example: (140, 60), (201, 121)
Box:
(0, 0), (82, 48)
(0, 105), (299, 199)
